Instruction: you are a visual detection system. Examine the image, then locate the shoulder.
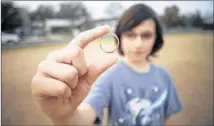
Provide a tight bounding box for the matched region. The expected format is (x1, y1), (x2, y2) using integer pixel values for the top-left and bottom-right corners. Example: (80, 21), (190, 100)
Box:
(152, 64), (171, 76)
(94, 59), (123, 84)
(152, 64), (177, 91)
(152, 64), (173, 82)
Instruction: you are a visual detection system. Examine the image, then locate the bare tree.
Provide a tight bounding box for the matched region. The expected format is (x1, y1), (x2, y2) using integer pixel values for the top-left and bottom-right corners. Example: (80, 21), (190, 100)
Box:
(1, 2), (23, 33)
(56, 2), (92, 30)
(191, 10), (204, 28)
(105, 2), (124, 18)
(162, 5), (180, 28)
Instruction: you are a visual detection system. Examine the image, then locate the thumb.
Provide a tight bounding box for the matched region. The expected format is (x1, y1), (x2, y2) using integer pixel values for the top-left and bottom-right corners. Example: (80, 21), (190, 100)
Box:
(84, 54), (118, 85)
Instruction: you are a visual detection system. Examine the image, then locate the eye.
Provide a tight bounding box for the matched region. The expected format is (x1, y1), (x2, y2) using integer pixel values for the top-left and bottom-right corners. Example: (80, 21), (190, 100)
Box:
(124, 32), (136, 38)
(140, 32), (153, 39)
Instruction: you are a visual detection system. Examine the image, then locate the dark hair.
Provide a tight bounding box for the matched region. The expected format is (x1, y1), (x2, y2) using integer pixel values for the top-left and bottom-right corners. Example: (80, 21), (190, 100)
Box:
(114, 3), (164, 59)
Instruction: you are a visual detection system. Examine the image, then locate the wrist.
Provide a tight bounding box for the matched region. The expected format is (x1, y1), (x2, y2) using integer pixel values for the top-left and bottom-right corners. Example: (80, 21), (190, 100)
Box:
(50, 109), (79, 125)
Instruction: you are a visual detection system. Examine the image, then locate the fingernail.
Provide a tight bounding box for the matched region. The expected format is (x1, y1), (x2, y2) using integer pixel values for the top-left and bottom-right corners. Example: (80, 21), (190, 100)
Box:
(97, 25), (110, 30)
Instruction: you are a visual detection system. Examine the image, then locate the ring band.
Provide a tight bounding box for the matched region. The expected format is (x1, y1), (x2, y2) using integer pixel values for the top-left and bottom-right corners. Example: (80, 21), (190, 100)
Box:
(100, 33), (119, 53)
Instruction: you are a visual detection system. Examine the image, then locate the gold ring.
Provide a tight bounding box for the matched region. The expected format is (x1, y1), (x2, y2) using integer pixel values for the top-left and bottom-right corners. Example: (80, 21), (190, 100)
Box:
(100, 33), (119, 53)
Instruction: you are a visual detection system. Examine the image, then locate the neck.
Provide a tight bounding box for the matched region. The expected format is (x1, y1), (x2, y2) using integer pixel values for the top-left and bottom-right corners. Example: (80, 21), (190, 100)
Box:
(122, 57), (150, 73)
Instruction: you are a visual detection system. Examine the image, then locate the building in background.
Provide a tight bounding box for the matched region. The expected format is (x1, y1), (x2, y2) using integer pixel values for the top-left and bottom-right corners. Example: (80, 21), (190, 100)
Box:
(201, 17), (214, 31)
(32, 19), (73, 36)
(31, 17), (118, 37)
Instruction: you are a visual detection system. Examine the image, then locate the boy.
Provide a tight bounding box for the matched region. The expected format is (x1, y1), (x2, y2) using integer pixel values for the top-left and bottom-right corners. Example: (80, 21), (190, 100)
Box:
(31, 3), (183, 126)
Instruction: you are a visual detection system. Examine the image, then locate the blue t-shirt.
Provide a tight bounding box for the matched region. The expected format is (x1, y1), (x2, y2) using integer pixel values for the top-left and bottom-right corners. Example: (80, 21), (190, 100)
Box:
(84, 59), (183, 126)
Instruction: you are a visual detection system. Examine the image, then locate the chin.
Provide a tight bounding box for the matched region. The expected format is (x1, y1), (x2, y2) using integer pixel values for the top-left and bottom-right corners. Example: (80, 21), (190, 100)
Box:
(130, 55), (146, 62)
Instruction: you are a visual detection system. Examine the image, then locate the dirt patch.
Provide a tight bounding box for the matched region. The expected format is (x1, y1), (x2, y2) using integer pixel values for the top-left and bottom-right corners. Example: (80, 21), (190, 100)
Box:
(2, 33), (213, 125)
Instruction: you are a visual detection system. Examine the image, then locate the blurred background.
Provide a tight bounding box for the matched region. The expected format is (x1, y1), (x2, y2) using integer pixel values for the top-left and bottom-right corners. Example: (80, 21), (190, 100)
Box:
(1, 1), (213, 125)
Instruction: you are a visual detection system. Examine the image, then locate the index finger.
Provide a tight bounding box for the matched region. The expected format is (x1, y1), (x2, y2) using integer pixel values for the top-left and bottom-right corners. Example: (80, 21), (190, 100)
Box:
(66, 25), (111, 49)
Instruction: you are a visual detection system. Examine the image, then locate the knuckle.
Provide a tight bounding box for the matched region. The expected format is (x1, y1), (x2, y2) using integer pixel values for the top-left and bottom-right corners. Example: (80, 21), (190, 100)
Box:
(31, 75), (37, 90)
(47, 50), (60, 60)
(57, 86), (67, 96)
(71, 67), (78, 75)
(38, 60), (47, 71)
(72, 46), (83, 57)
(77, 31), (89, 41)
(78, 65), (87, 76)
(31, 73), (40, 96)
(63, 67), (78, 81)
(31, 74), (38, 85)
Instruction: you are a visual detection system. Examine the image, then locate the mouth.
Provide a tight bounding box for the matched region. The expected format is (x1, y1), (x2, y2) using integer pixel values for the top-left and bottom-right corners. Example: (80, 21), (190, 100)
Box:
(133, 51), (143, 55)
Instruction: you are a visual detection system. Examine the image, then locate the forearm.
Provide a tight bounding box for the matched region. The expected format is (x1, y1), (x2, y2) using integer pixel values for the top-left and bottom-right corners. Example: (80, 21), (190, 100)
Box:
(50, 109), (80, 125)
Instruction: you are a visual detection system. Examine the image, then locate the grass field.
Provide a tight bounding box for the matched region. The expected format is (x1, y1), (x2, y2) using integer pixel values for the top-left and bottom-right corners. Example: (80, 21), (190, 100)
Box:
(2, 33), (213, 125)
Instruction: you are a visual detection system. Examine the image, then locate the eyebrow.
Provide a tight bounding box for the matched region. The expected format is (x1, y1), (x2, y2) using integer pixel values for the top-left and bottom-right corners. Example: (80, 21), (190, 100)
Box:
(126, 30), (154, 34)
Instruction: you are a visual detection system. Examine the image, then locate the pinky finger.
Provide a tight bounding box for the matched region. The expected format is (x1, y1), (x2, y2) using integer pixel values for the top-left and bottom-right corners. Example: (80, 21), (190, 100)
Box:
(31, 72), (72, 99)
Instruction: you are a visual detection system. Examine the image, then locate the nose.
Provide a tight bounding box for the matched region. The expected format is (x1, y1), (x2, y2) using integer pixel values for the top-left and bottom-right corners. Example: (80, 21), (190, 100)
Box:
(133, 36), (143, 48)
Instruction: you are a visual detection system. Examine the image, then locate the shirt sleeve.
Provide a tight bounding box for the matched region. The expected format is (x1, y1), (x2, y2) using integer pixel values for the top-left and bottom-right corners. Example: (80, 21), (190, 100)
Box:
(83, 72), (112, 122)
(164, 70), (183, 119)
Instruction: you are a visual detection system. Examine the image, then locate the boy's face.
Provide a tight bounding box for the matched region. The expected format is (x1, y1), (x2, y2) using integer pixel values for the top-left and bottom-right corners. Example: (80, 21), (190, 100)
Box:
(121, 19), (156, 62)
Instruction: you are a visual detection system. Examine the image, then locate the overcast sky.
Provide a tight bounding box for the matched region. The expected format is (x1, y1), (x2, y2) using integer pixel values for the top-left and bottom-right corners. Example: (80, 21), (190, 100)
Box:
(13, 1), (213, 19)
